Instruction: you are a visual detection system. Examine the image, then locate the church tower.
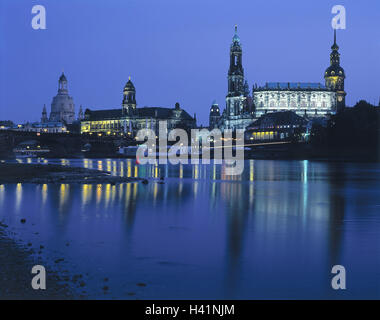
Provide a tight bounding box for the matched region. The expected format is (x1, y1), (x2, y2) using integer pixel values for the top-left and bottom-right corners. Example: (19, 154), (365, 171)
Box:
(226, 25), (246, 116)
(78, 105), (84, 120)
(324, 30), (346, 112)
(49, 72), (76, 124)
(41, 104), (48, 123)
(122, 77), (137, 115)
(209, 100), (221, 129)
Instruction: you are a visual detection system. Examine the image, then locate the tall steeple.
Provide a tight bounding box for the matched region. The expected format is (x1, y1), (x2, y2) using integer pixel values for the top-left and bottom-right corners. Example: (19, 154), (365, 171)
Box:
(226, 25), (246, 117)
(41, 104), (48, 123)
(330, 29), (340, 65)
(324, 29), (346, 112)
(78, 105), (84, 120)
(228, 25), (244, 96)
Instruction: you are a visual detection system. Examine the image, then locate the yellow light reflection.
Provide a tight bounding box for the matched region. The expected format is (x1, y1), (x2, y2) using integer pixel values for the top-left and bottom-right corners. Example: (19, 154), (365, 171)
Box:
(118, 183), (124, 201)
(105, 184), (111, 208)
(15, 183), (22, 213)
(82, 184), (92, 206)
(134, 165), (138, 177)
(96, 184), (102, 205)
(153, 182), (158, 200)
(41, 184), (48, 205)
(120, 162), (124, 176)
(250, 160), (254, 181)
(59, 184), (69, 209)
(125, 183), (131, 202)
(127, 161), (131, 177)
(0, 184), (4, 208)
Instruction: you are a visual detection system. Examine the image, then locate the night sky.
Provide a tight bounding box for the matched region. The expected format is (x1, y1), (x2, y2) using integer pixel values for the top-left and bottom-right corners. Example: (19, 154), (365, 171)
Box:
(0, 0), (379, 125)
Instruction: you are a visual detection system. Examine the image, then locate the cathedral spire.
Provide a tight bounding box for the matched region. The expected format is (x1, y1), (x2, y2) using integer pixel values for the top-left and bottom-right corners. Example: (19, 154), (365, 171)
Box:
(226, 25), (245, 118)
(232, 24), (240, 44)
(325, 28), (346, 112)
(334, 29), (336, 45)
(78, 105), (84, 120)
(331, 29), (339, 51)
(41, 104), (48, 123)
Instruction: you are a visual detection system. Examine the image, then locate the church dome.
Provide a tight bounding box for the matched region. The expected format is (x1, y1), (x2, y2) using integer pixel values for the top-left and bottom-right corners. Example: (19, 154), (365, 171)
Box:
(233, 33), (240, 43)
(325, 65), (345, 78)
(210, 102), (220, 115)
(59, 72), (67, 82)
(331, 42), (339, 51)
(232, 25), (240, 44)
(124, 77), (135, 91)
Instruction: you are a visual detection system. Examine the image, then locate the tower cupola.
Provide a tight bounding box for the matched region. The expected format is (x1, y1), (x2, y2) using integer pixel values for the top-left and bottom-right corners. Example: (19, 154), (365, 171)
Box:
(58, 72), (68, 94)
(324, 29), (346, 112)
(122, 76), (137, 115)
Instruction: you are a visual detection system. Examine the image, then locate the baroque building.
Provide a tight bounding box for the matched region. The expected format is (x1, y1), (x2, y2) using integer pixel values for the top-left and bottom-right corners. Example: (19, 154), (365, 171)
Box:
(81, 77), (196, 136)
(253, 82), (337, 118)
(211, 27), (346, 130)
(48, 72), (76, 124)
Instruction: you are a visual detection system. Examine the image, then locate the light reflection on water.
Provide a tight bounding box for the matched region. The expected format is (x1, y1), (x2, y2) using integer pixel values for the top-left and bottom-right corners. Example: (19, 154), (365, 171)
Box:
(1, 158), (380, 299)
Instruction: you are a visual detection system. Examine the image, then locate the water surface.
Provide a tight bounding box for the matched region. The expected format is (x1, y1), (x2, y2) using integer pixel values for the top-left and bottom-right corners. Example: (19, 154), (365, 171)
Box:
(0, 158), (379, 299)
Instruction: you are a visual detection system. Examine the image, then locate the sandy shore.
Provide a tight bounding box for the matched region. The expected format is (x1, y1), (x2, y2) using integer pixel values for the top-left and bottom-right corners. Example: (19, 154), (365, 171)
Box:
(0, 163), (145, 184)
(0, 222), (76, 299)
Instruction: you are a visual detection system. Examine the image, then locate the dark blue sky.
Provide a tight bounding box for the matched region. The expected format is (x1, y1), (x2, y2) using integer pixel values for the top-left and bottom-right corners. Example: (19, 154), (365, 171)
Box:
(0, 0), (379, 125)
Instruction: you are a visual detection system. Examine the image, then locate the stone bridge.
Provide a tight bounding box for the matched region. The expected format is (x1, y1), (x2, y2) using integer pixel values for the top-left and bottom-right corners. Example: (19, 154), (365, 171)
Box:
(0, 130), (125, 158)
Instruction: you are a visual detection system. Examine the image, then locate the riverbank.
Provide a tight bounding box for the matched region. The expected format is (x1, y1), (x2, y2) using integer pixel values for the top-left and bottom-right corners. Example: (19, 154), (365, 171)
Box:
(0, 163), (144, 184)
(0, 222), (75, 299)
(246, 143), (380, 162)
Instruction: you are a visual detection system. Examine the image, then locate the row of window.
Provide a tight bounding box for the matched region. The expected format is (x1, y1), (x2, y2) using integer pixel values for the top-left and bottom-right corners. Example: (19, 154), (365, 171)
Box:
(259, 101), (329, 108)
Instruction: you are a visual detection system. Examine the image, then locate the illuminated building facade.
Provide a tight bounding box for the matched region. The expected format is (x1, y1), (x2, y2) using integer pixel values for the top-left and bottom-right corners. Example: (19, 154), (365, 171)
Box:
(253, 82), (337, 118)
(12, 121), (67, 133)
(211, 28), (346, 130)
(81, 78), (196, 136)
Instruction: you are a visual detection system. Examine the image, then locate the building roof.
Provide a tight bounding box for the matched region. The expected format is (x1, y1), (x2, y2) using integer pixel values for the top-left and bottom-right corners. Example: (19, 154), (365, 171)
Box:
(247, 111), (308, 130)
(85, 108), (123, 120)
(124, 78), (135, 91)
(84, 106), (194, 121)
